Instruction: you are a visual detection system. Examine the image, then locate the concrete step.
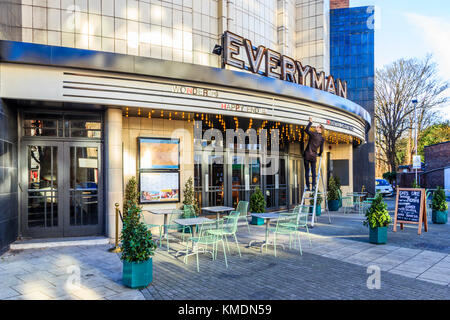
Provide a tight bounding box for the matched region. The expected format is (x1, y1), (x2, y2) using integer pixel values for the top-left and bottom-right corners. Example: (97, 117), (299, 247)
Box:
(10, 236), (110, 250)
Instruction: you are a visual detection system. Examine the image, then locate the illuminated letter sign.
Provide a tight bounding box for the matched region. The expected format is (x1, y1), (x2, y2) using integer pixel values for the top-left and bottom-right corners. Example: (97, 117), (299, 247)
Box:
(222, 31), (348, 99)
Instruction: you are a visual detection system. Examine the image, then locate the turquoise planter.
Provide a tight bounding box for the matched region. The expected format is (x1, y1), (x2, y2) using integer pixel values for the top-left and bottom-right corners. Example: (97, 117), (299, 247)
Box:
(251, 216), (265, 225)
(309, 204), (321, 216)
(432, 210), (448, 224)
(369, 226), (387, 244)
(328, 199), (340, 211)
(122, 258), (153, 288)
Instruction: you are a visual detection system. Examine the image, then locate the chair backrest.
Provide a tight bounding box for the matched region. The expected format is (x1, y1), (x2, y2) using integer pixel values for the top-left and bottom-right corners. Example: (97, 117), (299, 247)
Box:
(236, 201), (249, 216)
(183, 204), (197, 218)
(197, 219), (219, 241)
(168, 209), (182, 224)
(223, 211), (240, 234)
(275, 208), (300, 232)
(297, 205), (309, 227)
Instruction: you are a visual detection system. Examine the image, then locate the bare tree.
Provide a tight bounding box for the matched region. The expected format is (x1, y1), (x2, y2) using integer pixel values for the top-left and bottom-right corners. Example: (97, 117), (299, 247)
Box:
(375, 55), (448, 173)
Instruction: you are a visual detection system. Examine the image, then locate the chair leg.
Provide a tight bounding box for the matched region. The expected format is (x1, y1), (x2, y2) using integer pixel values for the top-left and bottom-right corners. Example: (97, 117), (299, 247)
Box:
(274, 234), (277, 257)
(234, 234), (241, 257)
(220, 240), (228, 269)
(196, 247), (200, 273)
(225, 235), (230, 252)
(246, 218), (251, 234)
(297, 232), (303, 255)
(305, 225), (312, 247)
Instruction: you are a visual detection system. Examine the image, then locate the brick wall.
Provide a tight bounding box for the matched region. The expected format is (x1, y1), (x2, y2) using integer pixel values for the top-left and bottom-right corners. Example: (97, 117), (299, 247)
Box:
(330, 0), (349, 9)
(422, 141), (450, 189)
(424, 141), (450, 172)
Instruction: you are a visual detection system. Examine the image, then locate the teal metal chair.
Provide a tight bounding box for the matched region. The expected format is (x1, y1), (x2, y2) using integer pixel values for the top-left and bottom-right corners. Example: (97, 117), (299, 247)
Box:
(207, 211), (241, 257)
(181, 204), (197, 240)
(296, 205), (312, 247)
(160, 210), (185, 252)
(236, 201), (250, 234)
(342, 195), (354, 214)
(271, 207), (303, 257)
(184, 219), (228, 272)
(142, 215), (164, 248)
(362, 197), (375, 215)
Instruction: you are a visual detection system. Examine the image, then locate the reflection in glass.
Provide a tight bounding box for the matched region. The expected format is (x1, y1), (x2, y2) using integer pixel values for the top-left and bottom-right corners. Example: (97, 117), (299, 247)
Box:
(27, 146), (58, 228)
(207, 154), (224, 206)
(70, 146), (99, 226)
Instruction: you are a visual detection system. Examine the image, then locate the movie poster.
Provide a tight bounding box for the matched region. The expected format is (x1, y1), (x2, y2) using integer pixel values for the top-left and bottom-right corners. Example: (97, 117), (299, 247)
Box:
(140, 171), (180, 203)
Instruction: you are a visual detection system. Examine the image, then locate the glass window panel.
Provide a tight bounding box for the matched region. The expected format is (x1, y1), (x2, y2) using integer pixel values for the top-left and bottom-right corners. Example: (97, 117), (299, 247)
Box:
(70, 146), (99, 226)
(27, 146), (58, 228)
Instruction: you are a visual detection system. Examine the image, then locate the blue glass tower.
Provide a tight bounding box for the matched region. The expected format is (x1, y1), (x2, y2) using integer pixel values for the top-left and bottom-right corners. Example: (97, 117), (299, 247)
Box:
(330, 5), (375, 194)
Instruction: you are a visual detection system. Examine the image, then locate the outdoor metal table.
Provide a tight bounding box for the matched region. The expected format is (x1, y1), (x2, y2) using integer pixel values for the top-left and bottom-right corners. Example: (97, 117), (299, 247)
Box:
(201, 206), (235, 220)
(173, 217), (213, 261)
(146, 209), (183, 239)
(347, 192), (367, 214)
(247, 213), (285, 253)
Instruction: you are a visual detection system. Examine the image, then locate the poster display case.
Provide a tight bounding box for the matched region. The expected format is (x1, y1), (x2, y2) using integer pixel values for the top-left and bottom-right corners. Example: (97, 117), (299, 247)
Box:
(138, 137), (180, 204)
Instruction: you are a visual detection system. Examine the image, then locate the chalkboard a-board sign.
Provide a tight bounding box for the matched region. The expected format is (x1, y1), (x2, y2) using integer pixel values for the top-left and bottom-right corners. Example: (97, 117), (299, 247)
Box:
(393, 188), (428, 235)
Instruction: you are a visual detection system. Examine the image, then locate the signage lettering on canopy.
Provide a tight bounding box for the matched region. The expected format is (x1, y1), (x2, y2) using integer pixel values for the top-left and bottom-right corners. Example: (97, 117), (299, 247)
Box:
(393, 188), (428, 235)
(221, 31), (348, 99)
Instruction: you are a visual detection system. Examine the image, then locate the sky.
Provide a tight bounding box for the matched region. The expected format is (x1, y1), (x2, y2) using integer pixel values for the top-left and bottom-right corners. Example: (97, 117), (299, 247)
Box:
(350, 0), (450, 120)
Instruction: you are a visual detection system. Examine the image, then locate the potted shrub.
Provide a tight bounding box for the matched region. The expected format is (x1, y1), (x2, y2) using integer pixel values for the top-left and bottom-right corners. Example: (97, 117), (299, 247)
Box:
(431, 186), (448, 224)
(309, 193), (322, 216)
(327, 176), (340, 211)
(250, 186), (266, 225)
(363, 192), (391, 244)
(120, 203), (157, 288)
(179, 177), (199, 231)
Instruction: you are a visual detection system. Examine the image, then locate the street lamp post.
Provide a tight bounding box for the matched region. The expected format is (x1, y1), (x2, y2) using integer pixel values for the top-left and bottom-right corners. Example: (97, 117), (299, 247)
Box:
(412, 99), (418, 184)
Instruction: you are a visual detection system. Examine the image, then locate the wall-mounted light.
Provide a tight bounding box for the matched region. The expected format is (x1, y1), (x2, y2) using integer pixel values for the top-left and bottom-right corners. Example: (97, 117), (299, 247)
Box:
(212, 44), (223, 55)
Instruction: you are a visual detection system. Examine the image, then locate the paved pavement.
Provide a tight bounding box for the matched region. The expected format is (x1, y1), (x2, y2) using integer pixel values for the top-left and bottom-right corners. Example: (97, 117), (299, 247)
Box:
(1, 198), (449, 300)
(0, 218), (449, 299)
(0, 246), (145, 300)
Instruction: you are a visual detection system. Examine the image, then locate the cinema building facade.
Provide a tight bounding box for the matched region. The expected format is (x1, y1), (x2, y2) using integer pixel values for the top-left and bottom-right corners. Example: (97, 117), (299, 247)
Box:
(0, 0), (374, 250)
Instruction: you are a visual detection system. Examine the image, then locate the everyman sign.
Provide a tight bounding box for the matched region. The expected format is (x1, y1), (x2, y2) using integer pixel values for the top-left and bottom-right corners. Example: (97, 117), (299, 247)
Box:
(393, 188), (428, 235)
(221, 31), (348, 99)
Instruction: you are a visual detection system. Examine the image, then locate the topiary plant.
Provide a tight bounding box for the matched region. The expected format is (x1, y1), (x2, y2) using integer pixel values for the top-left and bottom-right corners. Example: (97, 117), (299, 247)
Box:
(120, 203), (157, 263)
(310, 193), (323, 205)
(363, 192), (392, 228)
(182, 176), (200, 215)
(250, 186), (266, 213)
(327, 176), (340, 201)
(124, 176), (139, 215)
(432, 186), (448, 212)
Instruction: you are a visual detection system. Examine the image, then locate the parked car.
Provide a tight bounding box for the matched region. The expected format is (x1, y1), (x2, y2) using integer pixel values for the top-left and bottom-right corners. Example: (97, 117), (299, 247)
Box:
(375, 179), (393, 196)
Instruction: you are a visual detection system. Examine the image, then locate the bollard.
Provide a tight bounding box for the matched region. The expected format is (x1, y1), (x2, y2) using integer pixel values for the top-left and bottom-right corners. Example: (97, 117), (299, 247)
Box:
(108, 203), (122, 253)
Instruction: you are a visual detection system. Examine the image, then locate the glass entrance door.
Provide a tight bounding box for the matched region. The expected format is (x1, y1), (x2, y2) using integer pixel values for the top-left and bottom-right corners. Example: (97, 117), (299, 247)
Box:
(64, 142), (102, 237)
(22, 142), (63, 237)
(230, 155), (261, 208)
(21, 141), (102, 237)
(264, 156), (288, 211)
